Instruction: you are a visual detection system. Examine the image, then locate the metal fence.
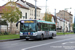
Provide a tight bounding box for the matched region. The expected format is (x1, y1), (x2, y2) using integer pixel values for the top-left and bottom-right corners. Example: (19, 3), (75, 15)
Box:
(0, 25), (19, 34)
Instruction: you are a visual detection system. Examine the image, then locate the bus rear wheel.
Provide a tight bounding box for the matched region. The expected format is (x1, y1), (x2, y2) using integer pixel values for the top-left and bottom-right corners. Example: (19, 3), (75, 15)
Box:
(51, 33), (54, 39)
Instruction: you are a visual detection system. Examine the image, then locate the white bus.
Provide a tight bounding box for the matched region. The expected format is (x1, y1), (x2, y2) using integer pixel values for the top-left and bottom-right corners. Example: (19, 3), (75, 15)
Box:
(16, 20), (56, 40)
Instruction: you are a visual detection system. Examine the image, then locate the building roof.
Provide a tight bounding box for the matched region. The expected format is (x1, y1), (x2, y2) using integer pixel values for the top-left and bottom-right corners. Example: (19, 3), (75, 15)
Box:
(0, 2), (29, 13)
(26, 2), (41, 10)
(57, 16), (69, 22)
(0, 6), (5, 13)
(0, 6), (16, 13)
(57, 10), (73, 16)
(16, 0), (41, 10)
(16, 3), (29, 9)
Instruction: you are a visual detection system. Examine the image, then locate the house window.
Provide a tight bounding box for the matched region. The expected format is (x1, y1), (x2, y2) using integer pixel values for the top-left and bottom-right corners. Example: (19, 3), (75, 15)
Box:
(30, 10), (32, 16)
(61, 14), (63, 16)
(38, 11), (40, 17)
(31, 10), (33, 16)
(23, 16), (25, 19)
(20, 12), (22, 18)
(25, 13), (27, 19)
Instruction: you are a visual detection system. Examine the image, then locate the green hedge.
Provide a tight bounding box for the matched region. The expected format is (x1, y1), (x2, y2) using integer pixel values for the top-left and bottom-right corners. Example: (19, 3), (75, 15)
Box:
(0, 31), (10, 35)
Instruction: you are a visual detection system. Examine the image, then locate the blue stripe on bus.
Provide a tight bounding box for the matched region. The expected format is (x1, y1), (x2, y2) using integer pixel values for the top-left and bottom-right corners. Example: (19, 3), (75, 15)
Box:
(23, 32), (33, 35)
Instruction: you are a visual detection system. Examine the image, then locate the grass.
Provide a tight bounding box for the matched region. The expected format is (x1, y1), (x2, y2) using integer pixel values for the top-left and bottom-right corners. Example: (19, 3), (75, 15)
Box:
(0, 34), (20, 40)
(57, 32), (74, 35)
(0, 32), (74, 40)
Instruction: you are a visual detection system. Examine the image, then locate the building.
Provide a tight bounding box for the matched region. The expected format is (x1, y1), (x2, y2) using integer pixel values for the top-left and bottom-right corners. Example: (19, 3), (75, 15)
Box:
(0, 0), (41, 19)
(0, 0), (41, 32)
(56, 10), (73, 31)
(56, 17), (70, 32)
(16, 0), (41, 20)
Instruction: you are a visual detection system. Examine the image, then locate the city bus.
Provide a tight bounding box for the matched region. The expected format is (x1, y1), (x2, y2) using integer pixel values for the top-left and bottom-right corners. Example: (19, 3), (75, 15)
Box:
(16, 20), (56, 40)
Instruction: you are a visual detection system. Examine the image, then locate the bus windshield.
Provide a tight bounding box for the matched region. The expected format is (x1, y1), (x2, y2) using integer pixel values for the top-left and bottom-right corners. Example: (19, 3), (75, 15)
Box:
(20, 23), (36, 32)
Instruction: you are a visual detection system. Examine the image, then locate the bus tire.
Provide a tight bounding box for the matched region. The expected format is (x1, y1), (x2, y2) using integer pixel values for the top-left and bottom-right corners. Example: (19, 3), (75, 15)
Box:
(26, 39), (29, 41)
(41, 34), (44, 40)
(51, 33), (54, 39)
(49, 33), (54, 39)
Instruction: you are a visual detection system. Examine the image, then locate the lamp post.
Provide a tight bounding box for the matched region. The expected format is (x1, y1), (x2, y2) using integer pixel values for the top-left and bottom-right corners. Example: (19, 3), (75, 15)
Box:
(74, 10), (75, 33)
(63, 10), (65, 35)
(35, 0), (37, 19)
(45, 0), (47, 21)
(55, 9), (56, 23)
(74, 16), (75, 33)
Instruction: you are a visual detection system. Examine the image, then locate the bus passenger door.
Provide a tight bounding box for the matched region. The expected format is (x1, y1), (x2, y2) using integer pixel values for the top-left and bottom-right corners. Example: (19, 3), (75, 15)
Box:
(45, 31), (49, 37)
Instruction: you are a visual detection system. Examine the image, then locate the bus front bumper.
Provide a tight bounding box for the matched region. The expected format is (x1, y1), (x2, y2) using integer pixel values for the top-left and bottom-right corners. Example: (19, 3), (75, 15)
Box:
(20, 36), (40, 39)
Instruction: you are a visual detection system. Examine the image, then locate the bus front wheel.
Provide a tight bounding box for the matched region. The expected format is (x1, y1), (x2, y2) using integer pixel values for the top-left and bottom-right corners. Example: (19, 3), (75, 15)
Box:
(41, 34), (44, 40)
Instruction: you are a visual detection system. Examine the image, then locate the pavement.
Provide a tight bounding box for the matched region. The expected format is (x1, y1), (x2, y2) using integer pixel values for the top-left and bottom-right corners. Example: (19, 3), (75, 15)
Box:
(0, 38), (20, 42)
(0, 34), (75, 50)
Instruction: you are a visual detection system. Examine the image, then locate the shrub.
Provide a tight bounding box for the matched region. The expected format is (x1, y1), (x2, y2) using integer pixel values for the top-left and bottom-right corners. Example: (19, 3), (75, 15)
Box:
(4, 31), (9, 35)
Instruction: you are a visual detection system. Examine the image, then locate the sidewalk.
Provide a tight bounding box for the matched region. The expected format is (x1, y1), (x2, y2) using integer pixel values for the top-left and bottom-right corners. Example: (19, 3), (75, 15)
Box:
(0, 38), (20, 42)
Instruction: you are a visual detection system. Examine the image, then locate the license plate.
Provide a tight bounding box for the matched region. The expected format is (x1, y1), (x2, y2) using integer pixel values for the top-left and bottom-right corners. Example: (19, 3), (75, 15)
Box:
(26, 37), (30, 38)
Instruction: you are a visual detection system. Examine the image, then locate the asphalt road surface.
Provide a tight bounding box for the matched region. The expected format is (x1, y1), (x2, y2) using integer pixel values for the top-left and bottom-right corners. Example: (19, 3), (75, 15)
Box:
(0, 34), (75, 50)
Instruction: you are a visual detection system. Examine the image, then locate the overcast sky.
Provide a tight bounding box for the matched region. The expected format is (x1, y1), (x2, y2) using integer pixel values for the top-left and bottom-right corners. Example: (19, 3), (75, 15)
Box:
(0, 0), (75, 15)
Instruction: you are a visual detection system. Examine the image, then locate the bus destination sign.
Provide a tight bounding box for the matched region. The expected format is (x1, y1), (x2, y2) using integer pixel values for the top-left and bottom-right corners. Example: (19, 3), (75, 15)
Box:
(21, 21), (34, 23)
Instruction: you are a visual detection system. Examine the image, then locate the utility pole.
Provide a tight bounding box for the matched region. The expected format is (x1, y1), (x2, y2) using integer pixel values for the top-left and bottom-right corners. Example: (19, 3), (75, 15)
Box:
(35, 0), (37, 19)
(55, 9), (56, 23)
(74, 16), (75, 33)
(63, 10), (65, 35)
(45, 0), (47, 21)
(74, 10), (75, 33)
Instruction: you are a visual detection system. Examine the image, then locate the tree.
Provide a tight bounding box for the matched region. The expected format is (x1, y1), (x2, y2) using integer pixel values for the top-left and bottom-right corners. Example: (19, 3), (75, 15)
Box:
(2, 3), (22, 33)
(72, 23), (74, 31)
(43, 13), (52, 22)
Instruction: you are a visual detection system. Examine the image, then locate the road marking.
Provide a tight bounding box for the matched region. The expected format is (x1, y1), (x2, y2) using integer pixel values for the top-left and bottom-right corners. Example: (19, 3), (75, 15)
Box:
(21, 38), (75, 50)
(62, 41), (75, 45)
(69, 42), (75, 43)
(62, 43), (67, 45)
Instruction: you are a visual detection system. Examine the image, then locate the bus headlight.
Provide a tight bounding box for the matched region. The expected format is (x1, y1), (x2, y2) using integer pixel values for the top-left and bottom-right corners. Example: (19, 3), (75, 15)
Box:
(20, 32), (23, 36)
(33, 33), (37, 36)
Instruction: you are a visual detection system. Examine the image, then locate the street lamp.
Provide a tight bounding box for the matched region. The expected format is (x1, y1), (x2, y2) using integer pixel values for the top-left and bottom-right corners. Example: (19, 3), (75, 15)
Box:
(55, 9), (56, 23)
(74, 10), (75, 33)
(45, 0), (48, 21)
(74, 16), (75, 33)
(35, 0), (37, 19)
(63, 10), (65, 35)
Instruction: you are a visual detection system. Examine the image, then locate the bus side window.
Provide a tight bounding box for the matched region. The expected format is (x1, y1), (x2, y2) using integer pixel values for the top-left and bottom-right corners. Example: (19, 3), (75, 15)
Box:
(50, 24), (56, 31)
(37, 23), (41, 31)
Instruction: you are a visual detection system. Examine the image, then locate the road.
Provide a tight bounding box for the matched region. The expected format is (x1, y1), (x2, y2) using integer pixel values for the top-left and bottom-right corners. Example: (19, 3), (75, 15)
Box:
(0, 34), (75, 50)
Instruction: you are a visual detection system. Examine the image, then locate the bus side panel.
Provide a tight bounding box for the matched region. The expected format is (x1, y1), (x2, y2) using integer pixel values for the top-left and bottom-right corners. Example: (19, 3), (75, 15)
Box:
(36, 31), (47, 38)
(49, 31), (56, 37)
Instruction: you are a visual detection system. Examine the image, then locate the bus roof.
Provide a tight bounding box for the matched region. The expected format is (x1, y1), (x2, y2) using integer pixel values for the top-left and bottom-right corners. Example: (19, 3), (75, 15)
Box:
(20, 19), (55, 24)
(37, 20), (55, 24)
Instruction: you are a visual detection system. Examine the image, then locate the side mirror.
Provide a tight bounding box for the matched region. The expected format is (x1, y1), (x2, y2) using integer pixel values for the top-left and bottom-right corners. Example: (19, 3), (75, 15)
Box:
(37, 23), (40, 26)
(16, 21), (20, 29)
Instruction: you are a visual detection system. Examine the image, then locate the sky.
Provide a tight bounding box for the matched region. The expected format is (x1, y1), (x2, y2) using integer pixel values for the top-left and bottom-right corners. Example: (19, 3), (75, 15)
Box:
(0, 0), (75, 14)
(0, 0), (75, 22)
